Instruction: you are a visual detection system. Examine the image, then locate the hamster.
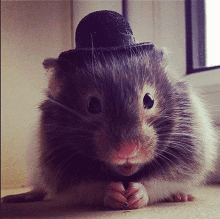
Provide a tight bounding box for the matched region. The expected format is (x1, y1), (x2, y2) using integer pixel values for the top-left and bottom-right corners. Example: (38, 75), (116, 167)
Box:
(2, 46), (217, 209)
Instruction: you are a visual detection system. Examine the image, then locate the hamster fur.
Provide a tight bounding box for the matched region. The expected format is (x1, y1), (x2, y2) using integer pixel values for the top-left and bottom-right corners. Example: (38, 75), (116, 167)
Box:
(2, 47), (217, 208)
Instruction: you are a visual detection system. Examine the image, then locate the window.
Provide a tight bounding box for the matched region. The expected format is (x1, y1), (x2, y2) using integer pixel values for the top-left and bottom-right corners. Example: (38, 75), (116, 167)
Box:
(185, 0), (220, 74)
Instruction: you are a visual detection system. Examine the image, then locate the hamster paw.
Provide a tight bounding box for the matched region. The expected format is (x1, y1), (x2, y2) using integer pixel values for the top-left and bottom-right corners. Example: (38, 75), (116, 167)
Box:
(166, 194), (195, 202)
(104, 182), (127, 209)
(1, 190), (46, 203)
(125, 182), (149, 209)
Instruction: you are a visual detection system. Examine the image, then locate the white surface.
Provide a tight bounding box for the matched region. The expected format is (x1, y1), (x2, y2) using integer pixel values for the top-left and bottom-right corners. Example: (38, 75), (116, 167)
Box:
(1, 185), (220, 219)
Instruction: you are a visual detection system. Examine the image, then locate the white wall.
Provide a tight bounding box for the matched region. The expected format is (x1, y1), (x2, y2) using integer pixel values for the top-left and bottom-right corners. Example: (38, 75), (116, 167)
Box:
(1, 0), (72, 190)
(126, 1), (186, 77)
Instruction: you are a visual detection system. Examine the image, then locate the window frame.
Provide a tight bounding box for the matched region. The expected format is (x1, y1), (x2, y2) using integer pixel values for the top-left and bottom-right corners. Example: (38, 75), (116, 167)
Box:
(185, 0), (220, 74)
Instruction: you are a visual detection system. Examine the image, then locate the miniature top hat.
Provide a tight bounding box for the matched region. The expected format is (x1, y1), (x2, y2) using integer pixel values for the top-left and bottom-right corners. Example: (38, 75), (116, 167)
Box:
(58, 10), (154, 67)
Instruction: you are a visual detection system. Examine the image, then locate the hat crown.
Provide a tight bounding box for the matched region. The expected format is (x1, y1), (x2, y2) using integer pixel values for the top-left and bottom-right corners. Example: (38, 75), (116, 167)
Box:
(75, 10), (135, 49)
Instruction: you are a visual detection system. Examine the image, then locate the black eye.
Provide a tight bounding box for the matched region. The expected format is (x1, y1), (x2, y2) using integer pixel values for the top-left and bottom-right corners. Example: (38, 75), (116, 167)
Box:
(143, 93), (154, 109)
(87, 97), (102, 114)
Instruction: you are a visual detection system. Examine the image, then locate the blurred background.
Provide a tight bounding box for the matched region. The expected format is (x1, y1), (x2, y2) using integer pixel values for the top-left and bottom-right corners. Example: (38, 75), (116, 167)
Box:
(1, 0), (220, 191)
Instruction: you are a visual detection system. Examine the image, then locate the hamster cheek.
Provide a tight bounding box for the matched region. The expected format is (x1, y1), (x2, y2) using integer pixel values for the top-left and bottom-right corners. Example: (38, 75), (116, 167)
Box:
(140, 122), (158, 162)
(94, 129), (110, 161)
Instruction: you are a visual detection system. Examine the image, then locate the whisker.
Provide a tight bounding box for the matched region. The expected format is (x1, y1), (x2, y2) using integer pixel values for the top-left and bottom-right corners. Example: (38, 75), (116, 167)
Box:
(152, 158), (166, 175)
(43, 146), (80, 162)
(153, 152), (176, 173)
(44, 149), (78, 165)
(150, 154), (168, 177)
(158, 132), (195, 137)
(47, 98), (93, 124)
(43, 128), (95, 137)
(155, 150), (180, 167)
(43, 135), (94, 161)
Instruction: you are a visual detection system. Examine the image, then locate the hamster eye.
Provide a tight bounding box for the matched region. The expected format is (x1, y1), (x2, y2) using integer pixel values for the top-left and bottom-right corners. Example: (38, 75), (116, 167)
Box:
(143, 93), (154, 109)
(87, 97), (102, 114)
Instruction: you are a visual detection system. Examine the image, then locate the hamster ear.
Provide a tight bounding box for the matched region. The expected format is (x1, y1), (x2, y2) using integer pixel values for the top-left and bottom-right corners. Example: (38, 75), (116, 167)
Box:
(43, 58), (59, 71)
(157, 48), (168, 65)
(43, 58), (62, 98)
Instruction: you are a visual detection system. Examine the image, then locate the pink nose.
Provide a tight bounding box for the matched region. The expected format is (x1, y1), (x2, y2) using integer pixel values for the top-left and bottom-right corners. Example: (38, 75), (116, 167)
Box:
(116, 142), (139, 158)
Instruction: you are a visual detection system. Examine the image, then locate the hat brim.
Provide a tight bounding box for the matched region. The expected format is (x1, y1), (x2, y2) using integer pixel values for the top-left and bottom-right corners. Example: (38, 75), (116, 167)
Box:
(58, 42), (154, 69)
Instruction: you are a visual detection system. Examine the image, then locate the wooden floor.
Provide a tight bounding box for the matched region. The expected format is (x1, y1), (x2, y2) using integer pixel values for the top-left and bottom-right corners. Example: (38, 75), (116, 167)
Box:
(1, 184), (220, 219)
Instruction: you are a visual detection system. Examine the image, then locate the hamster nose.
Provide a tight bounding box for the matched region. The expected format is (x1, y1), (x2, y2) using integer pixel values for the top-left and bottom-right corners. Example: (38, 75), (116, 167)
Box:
(116, 142), (140, 158)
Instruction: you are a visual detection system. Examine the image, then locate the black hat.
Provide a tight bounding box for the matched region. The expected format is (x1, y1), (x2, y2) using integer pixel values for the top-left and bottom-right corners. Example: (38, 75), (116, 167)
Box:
(58, 10), (154, 66)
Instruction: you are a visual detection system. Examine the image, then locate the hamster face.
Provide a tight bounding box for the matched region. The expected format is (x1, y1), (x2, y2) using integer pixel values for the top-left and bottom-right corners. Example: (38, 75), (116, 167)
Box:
(94, 84), (158, 176)
(41, 49), (202, 191)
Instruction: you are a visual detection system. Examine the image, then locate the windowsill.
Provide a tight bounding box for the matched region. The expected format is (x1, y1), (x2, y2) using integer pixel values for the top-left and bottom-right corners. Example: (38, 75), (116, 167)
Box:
(185, 68), (220, 94)
(185, 68), (220, 125)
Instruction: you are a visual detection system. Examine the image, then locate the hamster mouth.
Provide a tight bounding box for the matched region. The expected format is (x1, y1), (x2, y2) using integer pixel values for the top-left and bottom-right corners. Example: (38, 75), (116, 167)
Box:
(116, 162), (140, 176)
